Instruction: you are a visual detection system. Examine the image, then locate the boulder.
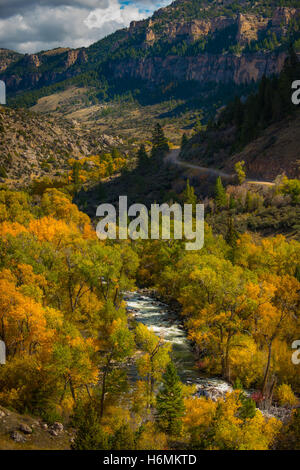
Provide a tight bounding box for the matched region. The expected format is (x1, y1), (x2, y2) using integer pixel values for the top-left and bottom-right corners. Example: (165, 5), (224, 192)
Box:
(11, 431), (26, 443)
(19, 423), (33, 434)
(52, 422), (64, 433)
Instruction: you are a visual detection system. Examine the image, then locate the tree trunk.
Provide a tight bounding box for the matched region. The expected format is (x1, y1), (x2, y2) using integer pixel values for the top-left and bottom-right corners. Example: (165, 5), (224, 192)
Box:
(69, 377), (76, 402)
(100, 369), (107, 419)
(262, 342), (273, 398)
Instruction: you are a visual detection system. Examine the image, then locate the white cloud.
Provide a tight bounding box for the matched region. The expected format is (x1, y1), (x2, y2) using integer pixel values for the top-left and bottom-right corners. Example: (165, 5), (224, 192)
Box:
(84, 0), (145, 30)
(0, 1), (170, 53)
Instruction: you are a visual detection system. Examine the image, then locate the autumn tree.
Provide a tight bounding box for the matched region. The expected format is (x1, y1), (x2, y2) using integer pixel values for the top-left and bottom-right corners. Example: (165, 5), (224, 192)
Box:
(135, 323), (171, 408)
(235, 161), (246, 184)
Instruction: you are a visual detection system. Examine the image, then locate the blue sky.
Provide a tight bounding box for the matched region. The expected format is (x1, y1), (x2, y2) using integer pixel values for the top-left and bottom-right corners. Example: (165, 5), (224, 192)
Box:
(0, 0), (171, 53)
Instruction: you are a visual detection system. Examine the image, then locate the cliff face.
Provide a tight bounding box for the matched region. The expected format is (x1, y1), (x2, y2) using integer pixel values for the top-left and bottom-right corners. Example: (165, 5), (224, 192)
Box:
(108, 51), (287, 85)
(0, 49), (22, 73)
(1, 3), (299, 97)
(130, 6), (299, 46)
(138, 16), (235, 44)
(1, 48), (88, 91)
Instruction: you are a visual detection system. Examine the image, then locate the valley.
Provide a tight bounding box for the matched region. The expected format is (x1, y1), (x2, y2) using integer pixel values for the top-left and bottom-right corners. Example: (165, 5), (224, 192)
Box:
(0, 0), (299, 452)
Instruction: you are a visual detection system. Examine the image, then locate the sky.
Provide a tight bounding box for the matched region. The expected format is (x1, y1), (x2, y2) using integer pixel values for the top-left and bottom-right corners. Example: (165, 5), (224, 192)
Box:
(0, 0), (171, 54)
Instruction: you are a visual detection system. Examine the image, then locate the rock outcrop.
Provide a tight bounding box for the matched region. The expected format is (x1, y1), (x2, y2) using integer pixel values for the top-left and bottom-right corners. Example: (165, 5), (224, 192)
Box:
(109, 51), (287, 85)
(0, 2), (299, 96)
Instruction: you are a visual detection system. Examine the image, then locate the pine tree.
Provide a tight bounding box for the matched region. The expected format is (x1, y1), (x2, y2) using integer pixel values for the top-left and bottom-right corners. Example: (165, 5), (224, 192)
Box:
(110, 424), (136, 450)
(71, 161), (80, 188)
(156, 362), (185, 435)
(137, 143), (148, 167)
(214, 176), (227, 209)
(72, 401), (111, 450)
(151, 123), (169, 158)
(180, 133), (188, 150)
(193, 114), (203, 134)
(229, 193), (237, 209)
(245, 191), (252, 212)
(182, 179), (197, 206)
(225, 216), (239, 248)
(239, 393), (256, 420)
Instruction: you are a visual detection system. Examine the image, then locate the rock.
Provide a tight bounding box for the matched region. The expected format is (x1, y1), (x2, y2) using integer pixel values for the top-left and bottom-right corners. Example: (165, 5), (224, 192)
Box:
(41, 423), (48, 430)
(0, 410), (5, 418)
(11, 431), (26, 443)
(52, 422), (64, 433)
(19, 423), (33, 434)
(49, 429), (58, 437)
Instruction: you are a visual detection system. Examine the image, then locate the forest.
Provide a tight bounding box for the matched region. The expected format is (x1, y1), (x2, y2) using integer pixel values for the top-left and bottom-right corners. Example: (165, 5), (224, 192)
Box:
(0, 151), (299, 449)
(0, 0), (299, 453)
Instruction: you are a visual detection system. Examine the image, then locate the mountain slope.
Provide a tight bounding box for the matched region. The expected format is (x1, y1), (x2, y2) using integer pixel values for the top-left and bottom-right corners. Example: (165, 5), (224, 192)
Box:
(0, 105), (121, 183)
(181, 109), (300, 180)
(1, 0), (300, 109)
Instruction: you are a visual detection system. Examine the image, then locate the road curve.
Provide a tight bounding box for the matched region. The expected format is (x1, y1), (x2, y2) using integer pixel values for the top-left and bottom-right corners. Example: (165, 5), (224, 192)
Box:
(165, 149), (274, 187)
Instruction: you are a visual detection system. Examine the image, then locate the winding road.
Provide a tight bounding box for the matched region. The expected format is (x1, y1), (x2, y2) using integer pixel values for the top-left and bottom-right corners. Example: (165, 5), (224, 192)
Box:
(165, 149), (274, 187)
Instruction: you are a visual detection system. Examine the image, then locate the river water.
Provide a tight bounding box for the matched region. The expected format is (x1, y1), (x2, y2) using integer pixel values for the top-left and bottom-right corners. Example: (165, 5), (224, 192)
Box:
(125, 291), (232, 397)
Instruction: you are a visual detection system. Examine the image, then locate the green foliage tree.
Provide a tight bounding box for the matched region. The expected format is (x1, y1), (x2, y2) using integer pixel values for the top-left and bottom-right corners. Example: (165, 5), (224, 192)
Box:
(182, 179), (197, 206)
(235, 160), (246, 184)
(71, 161), (80, 188)
(151, 123), (169, 159)
(137, 143), (149, 168)
(72, 400), (111, 450)
(180, 133), (188, 150)
(225, 216), (239, 249)
(214, 176), (227, 209)
(156, 362), (185, 435)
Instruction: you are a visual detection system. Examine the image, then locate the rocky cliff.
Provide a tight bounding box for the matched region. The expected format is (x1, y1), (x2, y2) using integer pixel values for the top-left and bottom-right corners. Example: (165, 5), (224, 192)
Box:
(108, 50), (287, 85)
(1, 47), (88, 91)
(1, 2), (299, 99)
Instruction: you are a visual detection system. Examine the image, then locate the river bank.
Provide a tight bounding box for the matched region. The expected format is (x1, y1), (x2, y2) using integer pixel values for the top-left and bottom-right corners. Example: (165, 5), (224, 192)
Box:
(125, 290), (293, 423)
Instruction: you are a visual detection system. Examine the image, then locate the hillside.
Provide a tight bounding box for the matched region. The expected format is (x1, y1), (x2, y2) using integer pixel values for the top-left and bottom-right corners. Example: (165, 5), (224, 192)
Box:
(180, 109), (300, 180)
(180, 51), (300, 180)
(1, 1), (300, 110)
(0, 406), (73, 450)
(0, 106), (122, 184)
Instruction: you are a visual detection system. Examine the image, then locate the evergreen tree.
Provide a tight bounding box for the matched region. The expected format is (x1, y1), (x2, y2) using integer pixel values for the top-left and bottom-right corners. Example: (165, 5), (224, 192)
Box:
(180, 133), (188, 150)
(193, 114), (203, 134)
(225, 216), (239, 248)
(214, 176), (227, 209)
(110, 424), (136, 450)
(182, 179), (197, 206)
(229, 193), (237, 209)
(245, 191), (252, 212)
(72, 401), (111, 450)
(151, 123), (169, 158)
(156, 362), (185, 435)
(71, 161), (81, 192)
(239, 393), (257, 420)
(137, 143), (148, 167)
